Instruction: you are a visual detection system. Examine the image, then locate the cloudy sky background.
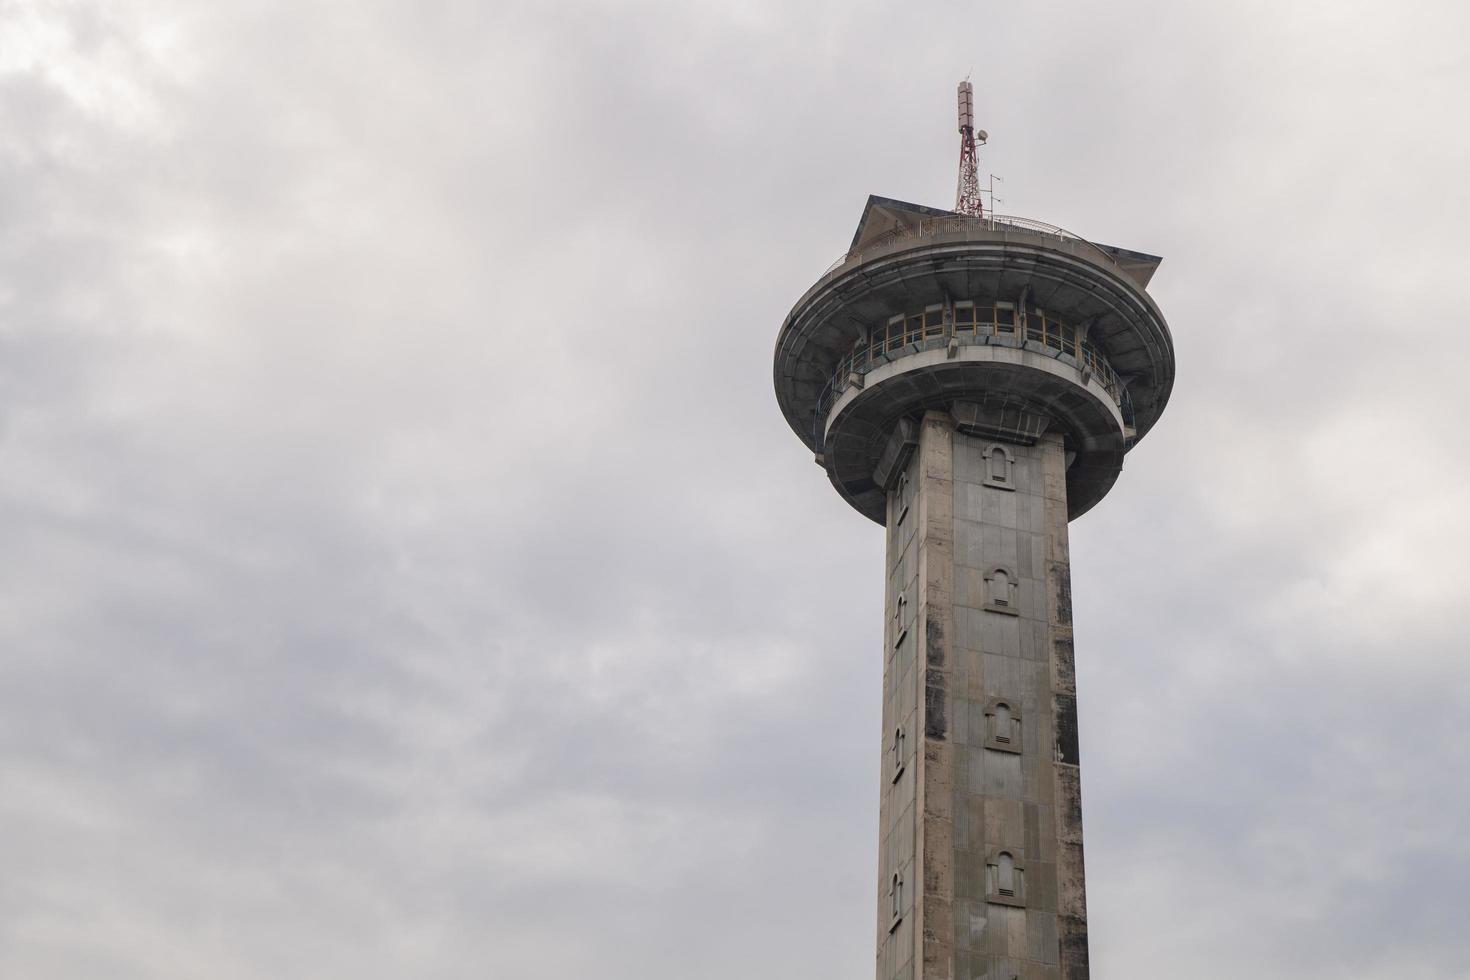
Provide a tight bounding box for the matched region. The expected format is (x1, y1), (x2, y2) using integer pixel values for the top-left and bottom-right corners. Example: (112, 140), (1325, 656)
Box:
(3, 0), (1469, 977)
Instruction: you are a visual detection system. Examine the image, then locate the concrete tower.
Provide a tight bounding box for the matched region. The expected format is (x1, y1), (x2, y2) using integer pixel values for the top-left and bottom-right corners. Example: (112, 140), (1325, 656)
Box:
(772, 176), (1175, 977)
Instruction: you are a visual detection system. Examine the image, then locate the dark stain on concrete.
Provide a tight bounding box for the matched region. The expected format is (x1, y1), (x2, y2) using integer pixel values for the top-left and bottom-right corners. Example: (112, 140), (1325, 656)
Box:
(1059, 914), (1090, 980)
(1055, 693), (1080, 766)
(1056, 769), (1085, 841)
(1049, 562), (1072, 626)
(924, 612), (947, 739)
(925, 613), (945, 668)
(925, 677), (947, 740)
(1053, 637), (1075, 693)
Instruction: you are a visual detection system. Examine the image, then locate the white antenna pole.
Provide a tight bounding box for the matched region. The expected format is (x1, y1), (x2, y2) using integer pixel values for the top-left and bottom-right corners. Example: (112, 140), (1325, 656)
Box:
(984, 173), (1004, 219)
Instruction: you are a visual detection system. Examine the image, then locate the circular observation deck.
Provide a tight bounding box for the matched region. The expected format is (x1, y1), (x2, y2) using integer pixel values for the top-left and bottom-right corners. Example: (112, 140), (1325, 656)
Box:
(773, 213), (1175, 523)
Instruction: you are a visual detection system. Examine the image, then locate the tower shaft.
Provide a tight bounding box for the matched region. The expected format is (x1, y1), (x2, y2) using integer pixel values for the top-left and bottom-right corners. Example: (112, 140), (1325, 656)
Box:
(879, 414), (1087, 980)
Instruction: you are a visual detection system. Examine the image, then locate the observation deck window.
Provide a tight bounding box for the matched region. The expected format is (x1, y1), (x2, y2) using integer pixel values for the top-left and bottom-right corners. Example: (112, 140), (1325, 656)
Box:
(923, 307), (945, 337)
(996, 305), (1016, 334)
(954, 301), (976, 335)
(1025, 311), (1047, 344)
(884, 316), (905, 352)
(1062, 322), (1078, 355)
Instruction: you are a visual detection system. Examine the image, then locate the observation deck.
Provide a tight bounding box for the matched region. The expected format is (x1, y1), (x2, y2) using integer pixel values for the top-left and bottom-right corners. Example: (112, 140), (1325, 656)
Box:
(773, 196), (1175, 523)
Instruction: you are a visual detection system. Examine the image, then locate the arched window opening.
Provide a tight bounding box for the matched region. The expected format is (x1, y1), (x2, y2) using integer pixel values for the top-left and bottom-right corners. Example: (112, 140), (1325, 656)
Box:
(983, 566), (1018, 615)
(997, 853), (1016, 896)
(987, 446), (1009, 484)
(985, 697), (1022, 754)
(987, 449), (1011, 484)
(989, 570), (1010, 607)
(986, 848), (1025, 906)
(890, 872), (904, 920)
(993, 703), (1012, 744)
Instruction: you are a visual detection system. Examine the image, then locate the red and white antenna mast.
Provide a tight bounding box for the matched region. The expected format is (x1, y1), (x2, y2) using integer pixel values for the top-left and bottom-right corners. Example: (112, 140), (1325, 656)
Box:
(955, 80), (987, 217)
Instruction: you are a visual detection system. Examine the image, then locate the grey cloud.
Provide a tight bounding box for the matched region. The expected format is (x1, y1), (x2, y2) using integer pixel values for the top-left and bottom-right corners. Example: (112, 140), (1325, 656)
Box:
(1, 0), (1468, 978)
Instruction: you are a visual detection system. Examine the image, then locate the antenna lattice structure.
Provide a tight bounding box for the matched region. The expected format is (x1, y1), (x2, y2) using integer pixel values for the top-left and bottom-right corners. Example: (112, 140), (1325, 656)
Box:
(955, 81), (985, 217)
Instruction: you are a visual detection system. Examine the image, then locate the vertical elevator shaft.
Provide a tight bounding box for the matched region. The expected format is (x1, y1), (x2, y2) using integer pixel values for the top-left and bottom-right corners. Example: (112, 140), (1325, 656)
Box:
(877, 411), (1088, 980)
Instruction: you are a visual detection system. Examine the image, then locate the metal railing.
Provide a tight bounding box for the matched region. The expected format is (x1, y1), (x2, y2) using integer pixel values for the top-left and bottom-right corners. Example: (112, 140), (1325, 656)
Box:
(811, 308), (1135, 449)
(823, 213), (1116, 275)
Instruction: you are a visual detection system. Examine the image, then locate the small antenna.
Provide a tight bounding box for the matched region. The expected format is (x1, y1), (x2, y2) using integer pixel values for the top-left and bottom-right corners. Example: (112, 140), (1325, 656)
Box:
(955, 81), (986, 217)
(983, 173), (1004, 216)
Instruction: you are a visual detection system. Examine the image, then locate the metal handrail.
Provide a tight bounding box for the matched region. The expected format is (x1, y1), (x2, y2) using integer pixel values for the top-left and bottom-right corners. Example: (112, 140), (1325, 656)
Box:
(812, 315), (1130, 448)
(823, 213), (1116, 275)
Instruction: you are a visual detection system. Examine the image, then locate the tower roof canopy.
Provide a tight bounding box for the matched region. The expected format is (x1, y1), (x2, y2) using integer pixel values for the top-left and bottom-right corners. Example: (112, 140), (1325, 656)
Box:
(849, 196), (957, 252)
(848, 195), (1164, 290)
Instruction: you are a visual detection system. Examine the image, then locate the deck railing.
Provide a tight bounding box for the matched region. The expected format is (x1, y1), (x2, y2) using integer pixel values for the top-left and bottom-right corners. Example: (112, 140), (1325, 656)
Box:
(812, 309), (1134, 448)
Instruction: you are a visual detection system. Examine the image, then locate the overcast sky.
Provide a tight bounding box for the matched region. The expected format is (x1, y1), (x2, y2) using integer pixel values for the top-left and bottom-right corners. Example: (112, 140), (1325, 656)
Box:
(2, 1), (1469, 977)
